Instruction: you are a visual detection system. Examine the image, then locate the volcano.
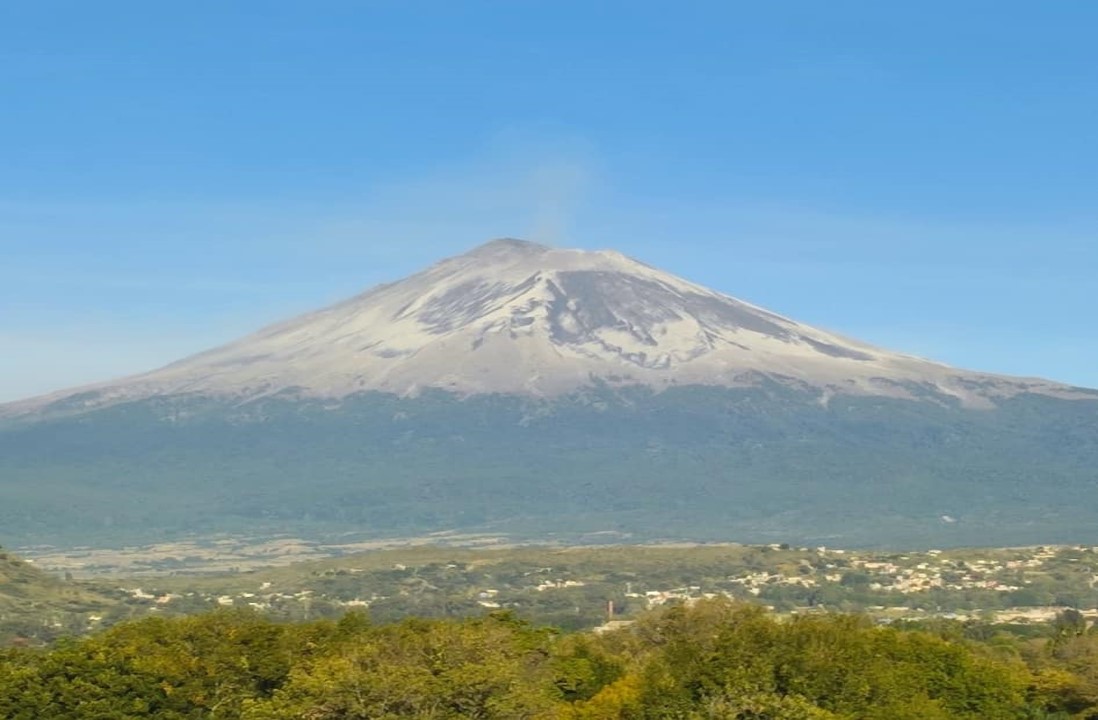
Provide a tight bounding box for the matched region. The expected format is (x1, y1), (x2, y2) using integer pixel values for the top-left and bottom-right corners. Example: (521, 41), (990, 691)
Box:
(2, 239), (1096, 549)
(4, 239), (1083, 417)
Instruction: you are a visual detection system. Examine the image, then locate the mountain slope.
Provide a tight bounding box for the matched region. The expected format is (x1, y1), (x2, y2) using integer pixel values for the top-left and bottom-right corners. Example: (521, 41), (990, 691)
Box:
(1, 239), (1096, 549)
(0, 548), (119, 644)
(4, 239), (1084, 418)
(2, 385), (1097, 549)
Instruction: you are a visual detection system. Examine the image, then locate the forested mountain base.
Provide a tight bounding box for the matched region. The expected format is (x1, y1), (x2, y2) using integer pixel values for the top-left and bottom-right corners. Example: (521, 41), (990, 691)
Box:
(3, 600), (1098, 719)
(3, 387), (1098, 548)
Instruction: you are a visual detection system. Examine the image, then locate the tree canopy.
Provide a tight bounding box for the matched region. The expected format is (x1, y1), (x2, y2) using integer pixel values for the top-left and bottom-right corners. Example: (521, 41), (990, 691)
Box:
(5, 599), (1098, 718)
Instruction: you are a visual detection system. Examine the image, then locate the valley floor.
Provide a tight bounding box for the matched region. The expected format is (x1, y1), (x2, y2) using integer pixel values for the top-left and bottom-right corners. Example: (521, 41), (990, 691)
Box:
(9, 540), (1098, 644)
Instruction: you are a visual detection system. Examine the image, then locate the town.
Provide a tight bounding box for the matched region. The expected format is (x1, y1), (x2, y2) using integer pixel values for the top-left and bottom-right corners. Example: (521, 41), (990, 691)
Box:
(80, 543), (1098, 635)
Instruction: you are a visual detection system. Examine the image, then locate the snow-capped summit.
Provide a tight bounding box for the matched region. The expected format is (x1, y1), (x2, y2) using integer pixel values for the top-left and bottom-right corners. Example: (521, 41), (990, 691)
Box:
(2, 239), (1085, 414)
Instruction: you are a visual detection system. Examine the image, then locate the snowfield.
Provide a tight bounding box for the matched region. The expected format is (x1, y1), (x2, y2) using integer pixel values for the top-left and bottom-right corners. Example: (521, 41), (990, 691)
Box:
(2, 238), (1087, 415)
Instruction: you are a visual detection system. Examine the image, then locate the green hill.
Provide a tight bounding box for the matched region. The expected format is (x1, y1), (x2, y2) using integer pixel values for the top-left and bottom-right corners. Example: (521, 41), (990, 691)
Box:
(0, 548), (121, 645)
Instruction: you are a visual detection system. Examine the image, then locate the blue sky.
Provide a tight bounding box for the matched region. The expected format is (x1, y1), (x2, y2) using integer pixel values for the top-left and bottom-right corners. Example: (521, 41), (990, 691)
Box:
(2, 1), (1097, 401)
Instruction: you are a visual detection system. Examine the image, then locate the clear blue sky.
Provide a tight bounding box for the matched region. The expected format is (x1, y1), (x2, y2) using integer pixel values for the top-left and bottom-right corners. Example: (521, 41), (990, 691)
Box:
(2, 1), (1096, 401)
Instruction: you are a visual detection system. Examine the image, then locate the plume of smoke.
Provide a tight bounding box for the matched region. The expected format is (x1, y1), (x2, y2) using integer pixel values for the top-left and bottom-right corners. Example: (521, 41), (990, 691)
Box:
(527, 157), (592, 246)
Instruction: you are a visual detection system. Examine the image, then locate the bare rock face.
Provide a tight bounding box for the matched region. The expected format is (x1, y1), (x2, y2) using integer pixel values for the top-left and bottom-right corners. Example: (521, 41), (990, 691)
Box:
(2, 238), (1086, 415)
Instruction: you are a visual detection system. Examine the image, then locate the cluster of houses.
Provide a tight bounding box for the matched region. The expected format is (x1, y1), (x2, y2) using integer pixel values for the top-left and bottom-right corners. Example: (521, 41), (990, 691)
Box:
(106, 545), (1098, 631)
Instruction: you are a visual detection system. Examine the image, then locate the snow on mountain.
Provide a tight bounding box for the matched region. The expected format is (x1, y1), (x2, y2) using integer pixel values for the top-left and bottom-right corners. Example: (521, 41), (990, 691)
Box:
(2, 238), (1084, 414)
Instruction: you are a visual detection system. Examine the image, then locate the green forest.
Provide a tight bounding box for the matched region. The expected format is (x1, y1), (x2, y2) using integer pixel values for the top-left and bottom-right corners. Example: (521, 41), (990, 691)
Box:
(5, 387), (1098, 548)
(5, 599), (1098, 719)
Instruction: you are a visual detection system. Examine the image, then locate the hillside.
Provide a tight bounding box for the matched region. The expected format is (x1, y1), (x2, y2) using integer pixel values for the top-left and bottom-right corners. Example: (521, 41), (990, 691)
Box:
(4, 239), (1087, 417)
(1, 240), (1097, 549)
(3, 384), (1098, 548)
(0, 548), (120, 644)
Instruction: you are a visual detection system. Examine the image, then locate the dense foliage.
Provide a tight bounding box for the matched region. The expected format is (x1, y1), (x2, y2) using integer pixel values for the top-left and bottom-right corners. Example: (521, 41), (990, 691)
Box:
(4, 599), (1098, 719)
